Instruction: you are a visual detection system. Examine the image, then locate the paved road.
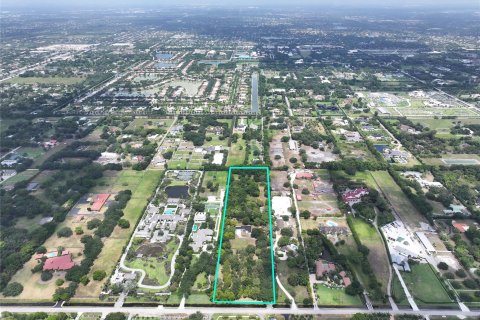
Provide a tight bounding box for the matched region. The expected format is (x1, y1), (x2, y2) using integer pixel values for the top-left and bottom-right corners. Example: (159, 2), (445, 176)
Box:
(1, 305), (479, 317)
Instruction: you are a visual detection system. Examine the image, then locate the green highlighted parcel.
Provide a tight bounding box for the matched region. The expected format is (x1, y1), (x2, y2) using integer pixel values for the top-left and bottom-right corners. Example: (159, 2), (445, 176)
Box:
(212, 166), (276, 304)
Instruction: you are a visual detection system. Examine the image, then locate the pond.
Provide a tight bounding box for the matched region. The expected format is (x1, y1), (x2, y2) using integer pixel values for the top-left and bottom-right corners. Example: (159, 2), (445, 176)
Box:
(165, 185), (189, 199)
(373, 144), (388, 152)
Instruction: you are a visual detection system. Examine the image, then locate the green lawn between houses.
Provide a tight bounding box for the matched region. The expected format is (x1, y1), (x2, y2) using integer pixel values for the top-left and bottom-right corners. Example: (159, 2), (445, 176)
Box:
(314, 284), (363, 306)
(400, 263), (454, 306)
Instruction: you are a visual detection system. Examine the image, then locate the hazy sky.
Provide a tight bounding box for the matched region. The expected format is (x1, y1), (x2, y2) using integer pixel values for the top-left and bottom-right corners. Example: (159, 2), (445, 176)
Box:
(1, 0), (478, 9)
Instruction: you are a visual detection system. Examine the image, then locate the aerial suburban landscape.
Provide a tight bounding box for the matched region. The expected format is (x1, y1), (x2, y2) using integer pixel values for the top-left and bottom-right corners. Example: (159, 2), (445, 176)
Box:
(0, 0), (479, 319)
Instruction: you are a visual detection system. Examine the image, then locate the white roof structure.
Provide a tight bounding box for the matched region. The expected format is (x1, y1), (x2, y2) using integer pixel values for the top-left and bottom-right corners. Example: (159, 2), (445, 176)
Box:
(416, 232), (436, 253)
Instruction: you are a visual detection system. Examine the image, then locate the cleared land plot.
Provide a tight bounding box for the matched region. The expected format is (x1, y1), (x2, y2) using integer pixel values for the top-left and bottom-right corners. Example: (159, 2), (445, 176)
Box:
(225, 138), (246, 166)
(400, 263), (454, 306)
(370, 171), (428, 229)
(200, 171), (228, 198)
(315, 284), (363, 306)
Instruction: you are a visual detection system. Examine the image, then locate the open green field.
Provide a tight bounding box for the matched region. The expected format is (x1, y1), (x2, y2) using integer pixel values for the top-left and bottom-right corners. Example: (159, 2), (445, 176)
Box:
(370, 171), (428, 228)
(17, 146), (46, 159)
(315, 284), (363, 306)
(200, 171), (228, 198)
(0, 169), (38, 186)
(348, 217), (390, 293)
(186, 293), (213, 305)
(391, 272), (409, 306)
(422, 153), (480, 166)
(411, 118), (480, 139)
(226, 138), (246, 166)
(401, 263), (453, 306)
(6, 76), (84, 85)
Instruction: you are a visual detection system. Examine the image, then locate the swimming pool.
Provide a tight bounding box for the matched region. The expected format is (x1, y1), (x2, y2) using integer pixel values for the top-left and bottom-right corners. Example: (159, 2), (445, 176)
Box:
(192, 225), (198, 232)
(326, 220), (338, 227)
(164, 208), (176, 215)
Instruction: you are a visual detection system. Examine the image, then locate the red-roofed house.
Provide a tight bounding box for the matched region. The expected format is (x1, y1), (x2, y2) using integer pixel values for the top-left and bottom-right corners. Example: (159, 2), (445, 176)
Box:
(296, 194), (302, 201)
(91, 194), (110, 211)
(339, 271), (352, 286)
(342, 188), (369, 206)
(316, 260), (336, 279)
(296, 172), (313, 180)
(452, 222), (470, 233)
(43, 255), (74, 271)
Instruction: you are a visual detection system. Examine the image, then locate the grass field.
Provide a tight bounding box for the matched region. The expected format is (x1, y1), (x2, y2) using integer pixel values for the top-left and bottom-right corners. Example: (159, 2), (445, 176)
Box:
(200, 171), (228, 198)
(392, 272), (409, 306)
(315, 284), (363, 306)
(411, 118), (480, 139)
(348, 217), (390, 293)
(0, 169), (38, 186)
(18, 146), (46, 159)
(401, 263), (453, 305)
(370, 171), (428, 229)
(186, 293), (213, 305)
(226, 138), (246, 166)
(422, 154), (480, 166)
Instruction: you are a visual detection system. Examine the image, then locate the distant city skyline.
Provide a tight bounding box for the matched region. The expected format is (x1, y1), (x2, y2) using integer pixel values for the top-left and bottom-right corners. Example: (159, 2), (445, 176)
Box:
(1, 0), (478, 9)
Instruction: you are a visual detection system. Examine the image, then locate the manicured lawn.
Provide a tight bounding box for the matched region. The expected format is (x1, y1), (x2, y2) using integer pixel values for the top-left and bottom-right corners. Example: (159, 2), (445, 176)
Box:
(401, 263), (453, 305)
(315, 284), (363, 306)
(127, 257), (169, 285)
(349, 217), (377, 242)
(186, 293), (212, 305)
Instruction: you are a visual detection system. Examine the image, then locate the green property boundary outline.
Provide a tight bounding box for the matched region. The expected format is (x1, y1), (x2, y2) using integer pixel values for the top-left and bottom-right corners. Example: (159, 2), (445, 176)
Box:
(211, 166), (276, 305)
